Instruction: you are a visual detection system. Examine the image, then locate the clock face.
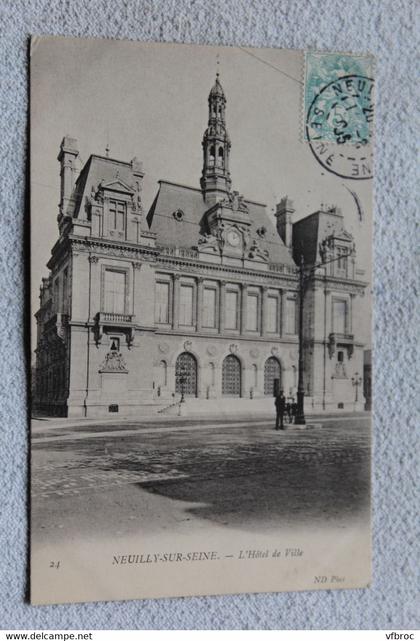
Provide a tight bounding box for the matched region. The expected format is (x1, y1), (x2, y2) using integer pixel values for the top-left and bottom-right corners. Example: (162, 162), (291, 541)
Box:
(227, 229), (240, 247)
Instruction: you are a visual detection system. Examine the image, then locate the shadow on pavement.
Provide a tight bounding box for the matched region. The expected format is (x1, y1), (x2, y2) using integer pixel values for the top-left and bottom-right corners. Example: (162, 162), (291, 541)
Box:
(130, 443), (370, 530)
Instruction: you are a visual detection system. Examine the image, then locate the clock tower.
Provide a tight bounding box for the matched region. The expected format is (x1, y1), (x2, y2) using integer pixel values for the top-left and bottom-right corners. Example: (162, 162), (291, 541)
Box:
(200, 73), (232, 204)
(198, 76), (266, 265)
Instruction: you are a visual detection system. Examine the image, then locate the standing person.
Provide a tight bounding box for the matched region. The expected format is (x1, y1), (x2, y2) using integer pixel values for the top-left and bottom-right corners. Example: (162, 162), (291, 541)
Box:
(275, 390), (286, 430)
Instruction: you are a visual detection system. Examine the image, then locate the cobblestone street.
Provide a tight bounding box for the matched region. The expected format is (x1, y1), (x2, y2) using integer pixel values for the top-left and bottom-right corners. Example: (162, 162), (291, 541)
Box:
(31, 413), (370, 545)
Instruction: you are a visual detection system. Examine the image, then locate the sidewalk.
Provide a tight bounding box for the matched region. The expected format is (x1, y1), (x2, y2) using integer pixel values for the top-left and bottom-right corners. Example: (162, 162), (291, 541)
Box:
(31, 410), (371, 440)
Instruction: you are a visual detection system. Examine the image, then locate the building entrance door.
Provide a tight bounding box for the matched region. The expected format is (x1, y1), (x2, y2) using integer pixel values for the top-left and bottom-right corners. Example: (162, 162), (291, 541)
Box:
(264, 356), (281, 396)
(175, 352), (197, 397)
(222, 354), (241, 396)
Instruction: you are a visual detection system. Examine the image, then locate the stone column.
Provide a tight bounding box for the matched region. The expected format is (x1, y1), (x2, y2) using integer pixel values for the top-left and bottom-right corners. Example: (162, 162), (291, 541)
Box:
(261, 286), (268, 336)
(323, 288), (333, 402)
(241, 283), (248, 334)
(324, 289), (332, 336)
(219, 280), (226, 333)
(87, 255), (99, 322)
(280, 289), (287, 337)
(132, 262), (142, 317)
(349, 293), (355, 333)
(172, 274), (180, 330)
(196, 277), (204, 333)
(102, 198), (109, 237)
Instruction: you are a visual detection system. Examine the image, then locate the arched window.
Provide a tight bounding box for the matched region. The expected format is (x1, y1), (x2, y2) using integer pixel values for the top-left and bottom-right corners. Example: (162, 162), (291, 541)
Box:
(222, 354), (241, 397)
(209, 145), (215, 165)
(175, 352), (198, 397)
(264, 356), (281, 396)
(217, 146), (224, 167)
(159, 360), (167, 387)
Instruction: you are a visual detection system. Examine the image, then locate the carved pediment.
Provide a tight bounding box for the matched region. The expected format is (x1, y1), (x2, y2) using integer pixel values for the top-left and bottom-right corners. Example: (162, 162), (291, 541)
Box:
(337, 229), (354, 241)
(99, 351), (128, 373)
(99, 178), (135, 196)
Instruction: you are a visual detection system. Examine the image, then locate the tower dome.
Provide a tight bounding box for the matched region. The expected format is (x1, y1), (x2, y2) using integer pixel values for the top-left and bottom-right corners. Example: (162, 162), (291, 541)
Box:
(201, 74), (231, 201)
(209, 73), (225, 99)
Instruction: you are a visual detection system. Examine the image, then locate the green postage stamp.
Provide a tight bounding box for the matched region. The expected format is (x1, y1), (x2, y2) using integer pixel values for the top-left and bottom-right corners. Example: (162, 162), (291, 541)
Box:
(304, 51), (375, 179)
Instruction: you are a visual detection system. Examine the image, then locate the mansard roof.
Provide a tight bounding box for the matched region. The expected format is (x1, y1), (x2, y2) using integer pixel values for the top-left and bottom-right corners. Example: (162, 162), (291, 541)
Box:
(71, 154), (141, 219)
(292, 206), (353, 266)
(147, 179), (296, 266)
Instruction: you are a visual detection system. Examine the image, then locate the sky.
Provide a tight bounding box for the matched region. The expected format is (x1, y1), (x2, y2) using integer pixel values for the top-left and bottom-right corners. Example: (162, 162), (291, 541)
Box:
(30, 36), (372, 345)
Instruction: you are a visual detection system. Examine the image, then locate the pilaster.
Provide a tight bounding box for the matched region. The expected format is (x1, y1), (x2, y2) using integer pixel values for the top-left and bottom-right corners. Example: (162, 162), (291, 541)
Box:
(172, 274), (180, 330)
(349, 293), (355, 333)
(240, 283), (248, 334)
(280, 289), (286, 337)
(261, 286), (268, 336)
(219, 280), (226, 333)
(196, 277), (204, 333)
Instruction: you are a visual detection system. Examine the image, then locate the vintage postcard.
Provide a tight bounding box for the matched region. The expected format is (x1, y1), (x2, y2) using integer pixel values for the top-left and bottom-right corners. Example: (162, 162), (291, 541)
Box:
(30, 36), (373, 604)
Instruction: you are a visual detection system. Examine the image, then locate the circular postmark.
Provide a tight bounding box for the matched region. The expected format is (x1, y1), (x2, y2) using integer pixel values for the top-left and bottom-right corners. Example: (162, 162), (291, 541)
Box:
(306, 75), (374, 180)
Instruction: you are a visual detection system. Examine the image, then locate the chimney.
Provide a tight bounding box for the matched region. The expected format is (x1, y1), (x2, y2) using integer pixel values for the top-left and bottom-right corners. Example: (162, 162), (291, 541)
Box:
(57, 136), (79, 219)
(275, 196), (294, 251)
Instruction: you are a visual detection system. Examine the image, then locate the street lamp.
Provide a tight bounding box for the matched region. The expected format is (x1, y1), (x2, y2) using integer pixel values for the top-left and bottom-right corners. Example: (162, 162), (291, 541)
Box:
(295, 254), (306, 424)
(351, 372), (362, 404)
(295, 243), (355, 425)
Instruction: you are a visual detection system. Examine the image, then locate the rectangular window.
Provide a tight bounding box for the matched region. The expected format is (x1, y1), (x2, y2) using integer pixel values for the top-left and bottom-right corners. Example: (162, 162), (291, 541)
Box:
(225, 290), (238, 330)
(286, 297), (297, 334)
(246, 294), (259, 331)
(109, 200), (126, 231)
(332, 299), (347, 334)
(179, 285), (194, 326)
(203, 288), (217, 328)
(267, 296), (278, 333)
(104, 270), (126, 314)
(336, 247), (348, 275)
(155, 281), (170, 324)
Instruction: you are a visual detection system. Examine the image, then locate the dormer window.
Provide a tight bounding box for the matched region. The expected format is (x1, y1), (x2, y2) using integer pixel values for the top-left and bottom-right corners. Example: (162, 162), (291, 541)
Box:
(109, 199), (126, 232)
(336, 246), (348, 276)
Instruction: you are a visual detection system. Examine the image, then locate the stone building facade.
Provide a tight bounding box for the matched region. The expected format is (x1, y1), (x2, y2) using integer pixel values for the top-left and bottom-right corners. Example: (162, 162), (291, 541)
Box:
(33, 75), (367, 417)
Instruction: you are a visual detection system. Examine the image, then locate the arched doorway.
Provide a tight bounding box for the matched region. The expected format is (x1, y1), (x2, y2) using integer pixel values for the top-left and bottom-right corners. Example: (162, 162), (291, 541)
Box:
(222, 354), (241, 396)
(175, 352), (197, 397)
(264, 356), (281, 396)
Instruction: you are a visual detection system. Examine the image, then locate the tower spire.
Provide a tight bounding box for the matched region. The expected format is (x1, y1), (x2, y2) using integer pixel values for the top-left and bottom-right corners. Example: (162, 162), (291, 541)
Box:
(200, 73), (232, 203)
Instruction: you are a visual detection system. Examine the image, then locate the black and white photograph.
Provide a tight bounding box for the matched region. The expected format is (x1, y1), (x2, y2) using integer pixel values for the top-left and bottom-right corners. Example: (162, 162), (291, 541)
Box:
(30, 36), (373, 605)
